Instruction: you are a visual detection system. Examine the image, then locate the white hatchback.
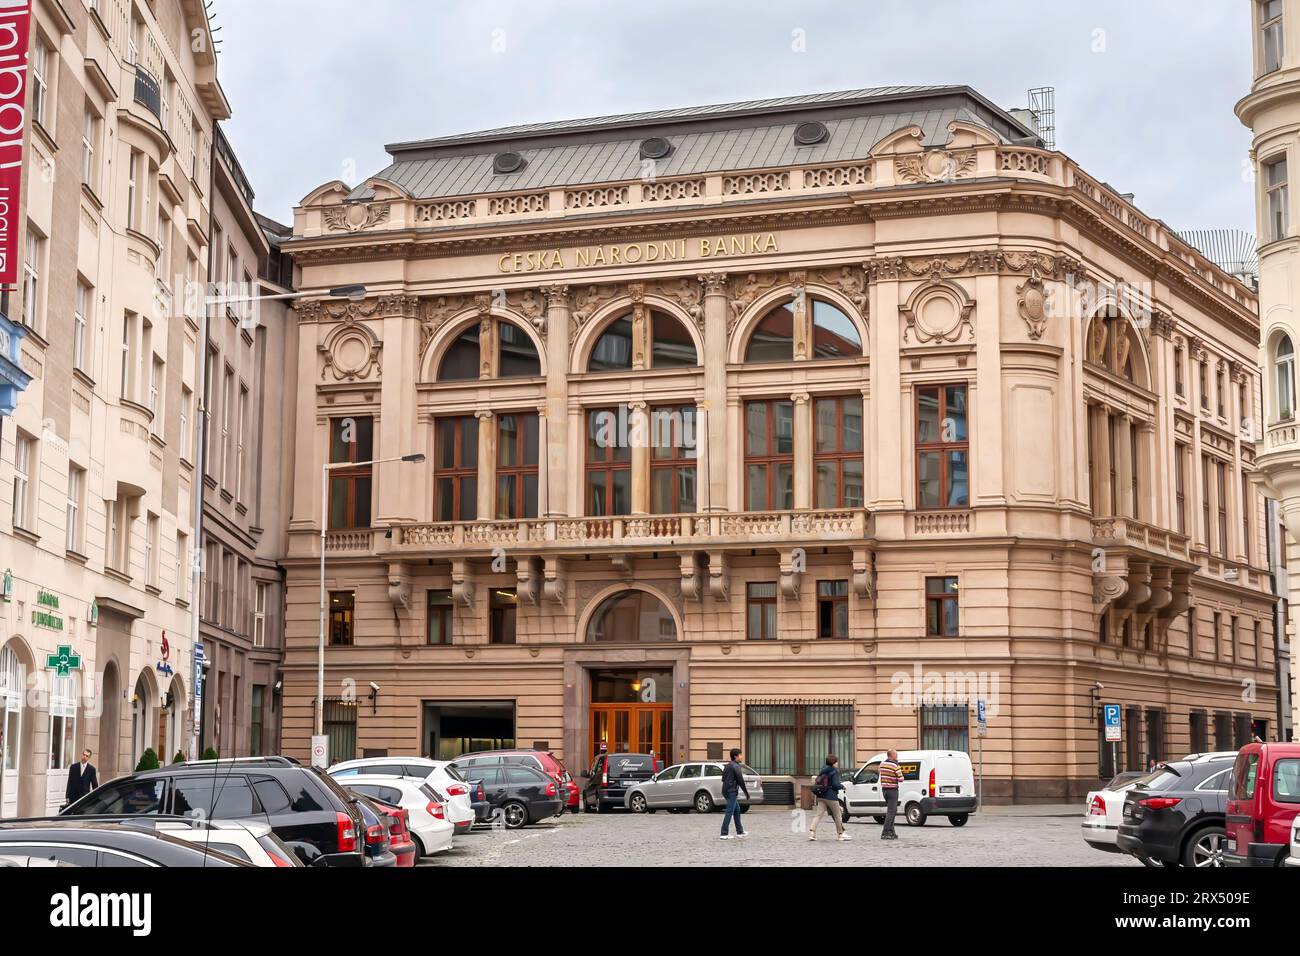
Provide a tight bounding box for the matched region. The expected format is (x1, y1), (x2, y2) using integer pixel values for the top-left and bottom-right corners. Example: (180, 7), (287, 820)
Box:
(329, 757), (475, 834)
(342, 775), (456, 856)
(1081, 771), (1148, 853)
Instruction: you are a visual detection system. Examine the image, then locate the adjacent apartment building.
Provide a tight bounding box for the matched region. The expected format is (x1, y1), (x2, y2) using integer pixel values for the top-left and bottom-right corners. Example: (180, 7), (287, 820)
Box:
(1239, 0), (1300, 739)
(280, 84), (1279, 800)
(0, 0), (227, 815)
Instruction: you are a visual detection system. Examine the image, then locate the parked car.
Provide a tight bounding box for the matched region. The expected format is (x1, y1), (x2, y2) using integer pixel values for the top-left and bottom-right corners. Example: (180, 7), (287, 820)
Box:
(1082, 770), (1149, 853)
(453, 749), (581, 811)
(155, 818), (301, 867)
(840, 750), (977, 826)
(329, 757), (476, 834)
(360, 795), (418, 868)
(0, 819), (249, 867)
(344, 775), (455, 856)
(461, 763), (564, 828)
(1117, 752), (1236, 867)
(351, 793), (398, 867)
(624, 761), (764, 813)
(62, 755), (369, 867)
(0, 854), (71, 867)
(1287, 814), (1300, 868)
(1225, 741), (1300, 867)
(582, 752), (659, 813)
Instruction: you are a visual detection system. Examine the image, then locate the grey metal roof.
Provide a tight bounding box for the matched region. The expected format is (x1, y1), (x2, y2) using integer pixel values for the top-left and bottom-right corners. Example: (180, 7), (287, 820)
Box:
(347, 86), (1038, 203)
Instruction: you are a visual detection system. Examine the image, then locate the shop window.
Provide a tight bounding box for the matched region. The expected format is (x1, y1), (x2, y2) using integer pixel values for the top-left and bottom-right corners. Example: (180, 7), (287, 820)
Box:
(323, 698), (357, 763)
(745, 703), (853, 776)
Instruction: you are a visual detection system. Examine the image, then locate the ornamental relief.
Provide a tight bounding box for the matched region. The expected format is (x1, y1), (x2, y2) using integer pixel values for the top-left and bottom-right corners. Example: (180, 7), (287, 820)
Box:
(900, 279), (974, 345)
(894, 148), (977, 184)
(322, 201), (392, 233)
(320, 325), (382, 382)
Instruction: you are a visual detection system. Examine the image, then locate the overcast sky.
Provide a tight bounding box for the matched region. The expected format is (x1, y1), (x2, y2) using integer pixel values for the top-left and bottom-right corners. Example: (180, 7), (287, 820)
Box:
(217, 0), (1256, 239)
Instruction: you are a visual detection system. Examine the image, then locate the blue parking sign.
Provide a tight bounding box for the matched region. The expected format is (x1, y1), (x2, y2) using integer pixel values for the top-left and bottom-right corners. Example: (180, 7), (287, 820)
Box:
(1104, 704), (1121, 742)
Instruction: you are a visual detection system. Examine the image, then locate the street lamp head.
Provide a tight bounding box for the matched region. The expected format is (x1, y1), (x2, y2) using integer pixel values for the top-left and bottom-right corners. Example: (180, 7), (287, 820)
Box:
(328, 284), (367, 302)
(400, 453), (426, 463)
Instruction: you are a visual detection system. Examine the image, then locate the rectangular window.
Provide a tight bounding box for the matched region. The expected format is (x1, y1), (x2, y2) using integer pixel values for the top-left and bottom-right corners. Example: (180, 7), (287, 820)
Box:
(1214, 711), (1233, 751)
(31, 38), (49, 127)
(1216, 367), (1226, 418)
(816, 580), (849, 638)
(814, 396), (864, 508)
(12, 433), (34, 531)
(73, 281), (91, 373)
(586, 407), (630, 516)
(65, 466), (84, 553)
(177, 531), (189, 603)
(650, 405), (697, 514)
(253, 583), (267, 648)
(746, 582), (778, 640)
(249, 685), (264, 757)
(1201, 454), (1213, 548)
(495, 412), (538, 519)
(745, 703), (853, 776)
(1174, 346), (1185, 397)
(323, 698), (357, 763)
(155, 209), (171, 282)
(920, 704), (970, 752)
(490, 588), (517, 645)
(427, 589), (452, 645)
(235, 384), (248, 501)
(1263, 0), (1285, 73)
(1213, 611), (1222, 660)
(1267, 155), (1290, 242)
(180, 385), (192, 461)
(1145, 709), (1166, 765)
(435, 415), (478, 522)
(82, 108), (100, 190)
(328, 416), (374, 529)
(1174, 442), (1188, 535)
(145, 514), (159, 588)
(1199, 360), (1210, 410)
(1242, 470), (1253, 562)
(328, 591), (355, 646)
(149, 357), (163, 431)
(744, 399), (794, 510)
(926, 576), (959, 636)
(1216, 461), (1228, 558)
(21, 227), (42, 330)
(127, 150), (141, 231)
(1190, 711), (1209, 754)
(915, 384), (969, 508)
(220, 366), (233, 486)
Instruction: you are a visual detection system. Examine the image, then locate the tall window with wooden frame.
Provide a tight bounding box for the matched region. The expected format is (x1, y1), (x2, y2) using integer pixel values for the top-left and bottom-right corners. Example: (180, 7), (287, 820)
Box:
(650, 405), (697, 514)
(1201, 454), (1213, 549)
(1174, 344), (1185, 397)
(329, 591), (355, 646)
(813, 396), (864, 508)
(1216, 461), (1229, 558)
(1242, 470), (1254, 563)
(586, 407), (631, 516)
(1199, 359), (1210, 411)
(915, 385), (969, 509)
(744, 399), (794, 510)
(746, 582), (778, 640)
(1175, 442), (1188, 535)
(495, 412), (538, 519)
(816, 580), (849, 638)
(435, 415), (478, 522)
(427, 589), (452, 645)
(328, 416), (373, 529)
(926, 576), (959, 636)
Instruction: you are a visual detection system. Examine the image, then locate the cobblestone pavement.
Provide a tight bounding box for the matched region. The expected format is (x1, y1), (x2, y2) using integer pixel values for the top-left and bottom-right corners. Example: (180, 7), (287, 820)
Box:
(420, 805), (1142, 867)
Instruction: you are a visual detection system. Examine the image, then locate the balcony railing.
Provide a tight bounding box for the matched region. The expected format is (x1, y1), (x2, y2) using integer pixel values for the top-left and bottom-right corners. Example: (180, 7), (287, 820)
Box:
(1264, 419), (1298, 450)
(361, 509), (873, 555)
(132, 65), (161, 121)
(1090, 516), (1191, 562)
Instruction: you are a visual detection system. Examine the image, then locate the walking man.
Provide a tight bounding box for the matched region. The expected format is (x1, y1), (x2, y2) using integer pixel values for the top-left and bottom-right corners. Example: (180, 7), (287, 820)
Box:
(808, 754), (850, 841)
(65, 749), (98, 807)
(879, 749), (902, 840)
(719, 747), (750, 840)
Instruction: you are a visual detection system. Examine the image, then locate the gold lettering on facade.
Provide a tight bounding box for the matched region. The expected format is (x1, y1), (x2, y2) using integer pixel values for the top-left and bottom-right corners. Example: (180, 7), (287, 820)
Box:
(498, 233), (777, 272)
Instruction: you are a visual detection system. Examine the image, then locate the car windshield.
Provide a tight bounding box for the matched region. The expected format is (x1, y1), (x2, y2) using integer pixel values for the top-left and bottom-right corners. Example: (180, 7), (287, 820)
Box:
(1104, 771), (1143, 790)
(1135, 765), (1183, 791)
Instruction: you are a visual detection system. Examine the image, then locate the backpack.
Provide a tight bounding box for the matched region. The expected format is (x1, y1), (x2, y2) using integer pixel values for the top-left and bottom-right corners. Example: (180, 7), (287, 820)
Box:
(811, 768), (831, 798)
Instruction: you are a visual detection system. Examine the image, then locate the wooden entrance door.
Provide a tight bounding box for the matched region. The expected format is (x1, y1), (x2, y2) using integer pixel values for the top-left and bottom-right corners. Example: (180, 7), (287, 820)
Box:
(590, 703), (671, 764)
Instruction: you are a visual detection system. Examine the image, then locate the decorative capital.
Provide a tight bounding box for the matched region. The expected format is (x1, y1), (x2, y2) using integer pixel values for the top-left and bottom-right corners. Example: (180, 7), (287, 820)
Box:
(542, 284), (571, 308)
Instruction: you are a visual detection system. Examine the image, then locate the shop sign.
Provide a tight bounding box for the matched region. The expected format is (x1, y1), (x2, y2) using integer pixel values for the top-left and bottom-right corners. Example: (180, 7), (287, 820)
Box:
(496, 231), (780, 273)
(32, 590), (64, 631)
(45, 645), (81, 677)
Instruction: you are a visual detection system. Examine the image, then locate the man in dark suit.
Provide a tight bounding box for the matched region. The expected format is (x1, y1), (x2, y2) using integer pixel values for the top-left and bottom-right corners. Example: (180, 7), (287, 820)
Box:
(65, 749), (98, 805)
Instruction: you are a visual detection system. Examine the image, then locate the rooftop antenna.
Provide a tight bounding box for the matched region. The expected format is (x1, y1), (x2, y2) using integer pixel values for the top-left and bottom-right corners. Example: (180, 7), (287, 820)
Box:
(1175, 229), (1259, 287)
(1027, 86), (1056, 150)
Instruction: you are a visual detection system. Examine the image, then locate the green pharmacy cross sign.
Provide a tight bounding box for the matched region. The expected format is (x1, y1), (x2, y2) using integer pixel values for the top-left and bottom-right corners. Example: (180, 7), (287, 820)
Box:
(46, 645), (81, 677)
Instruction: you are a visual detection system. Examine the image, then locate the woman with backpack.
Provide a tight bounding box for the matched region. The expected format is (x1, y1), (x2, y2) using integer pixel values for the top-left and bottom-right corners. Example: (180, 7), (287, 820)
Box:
(808, 754), (850, 841)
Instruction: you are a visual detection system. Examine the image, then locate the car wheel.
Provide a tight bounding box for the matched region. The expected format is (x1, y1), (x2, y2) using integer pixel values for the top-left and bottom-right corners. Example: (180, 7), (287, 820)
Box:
(1183, 826), (1227, 868)
(694, 791), (715, 813)
(949, 814), (969, 827)
(905, 803), (926, 826)
(502, 801), (529, 830)
(629, 793), (648, 814)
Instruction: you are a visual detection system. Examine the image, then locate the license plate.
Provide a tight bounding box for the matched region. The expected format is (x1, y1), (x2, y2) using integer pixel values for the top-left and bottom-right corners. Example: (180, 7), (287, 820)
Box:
(621, 779), (637, 787)
(940, 786), (958, 794)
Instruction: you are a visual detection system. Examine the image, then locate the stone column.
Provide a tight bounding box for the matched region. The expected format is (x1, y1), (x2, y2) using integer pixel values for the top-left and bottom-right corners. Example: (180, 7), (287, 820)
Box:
(700, 273), (729, 511)
(1116, 414), (1134, 519)
(872, 270), (904, 509)
(1136, 421), (1156, 525)
(973, 272), (1005, 507)
(792, 391), (812, 510)
(1090, 404), (1112, 516)
(376, 296), (422, 524)
(476, 410), (496, 520)
(630, 400), (649, 515)
(542, 286), (571, 516)
(535, 403), (549, 519)
(694, 399), (710, 513)
(290, 304), (324, 532)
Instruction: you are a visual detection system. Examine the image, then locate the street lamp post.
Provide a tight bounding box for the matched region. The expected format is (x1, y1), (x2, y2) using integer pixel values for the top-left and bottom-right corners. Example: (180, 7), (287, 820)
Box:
(317, 453), (425, 752)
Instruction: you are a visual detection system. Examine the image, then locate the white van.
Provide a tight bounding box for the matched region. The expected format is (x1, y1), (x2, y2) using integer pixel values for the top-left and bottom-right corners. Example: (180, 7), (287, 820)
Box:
(839, 750), (977, 826)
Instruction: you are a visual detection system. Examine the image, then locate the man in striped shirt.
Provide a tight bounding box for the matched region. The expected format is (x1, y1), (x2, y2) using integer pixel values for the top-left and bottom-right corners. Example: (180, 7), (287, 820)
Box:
(879, 749), (902, 840)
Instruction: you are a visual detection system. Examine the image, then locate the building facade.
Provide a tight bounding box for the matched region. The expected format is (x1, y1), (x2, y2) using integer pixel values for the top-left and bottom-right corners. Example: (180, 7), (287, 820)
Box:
(0, 0), (226, 815)
(281, 85), (1279, 801)
(193, 129), (295, 760)
(1239, 0), (1300, 737)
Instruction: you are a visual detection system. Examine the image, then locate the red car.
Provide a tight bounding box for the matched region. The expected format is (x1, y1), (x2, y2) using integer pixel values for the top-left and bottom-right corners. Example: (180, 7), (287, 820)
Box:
(453, 749), (581, 812)
(1225, 741), (1300, 867)
(373, 799), (419, 868)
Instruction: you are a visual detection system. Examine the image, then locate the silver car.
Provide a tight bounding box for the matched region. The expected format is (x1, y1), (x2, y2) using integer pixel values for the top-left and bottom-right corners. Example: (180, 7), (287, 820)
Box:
(624, 762), (764, 813)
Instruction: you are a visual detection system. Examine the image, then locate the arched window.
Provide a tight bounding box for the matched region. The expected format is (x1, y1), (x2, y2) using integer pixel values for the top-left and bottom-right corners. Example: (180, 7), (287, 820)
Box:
(811, 299), (862, 358)
(1278, 334), (1296, 420)
(588, 310), (697, 371)
(1, 645), (24, 790)
(586, 589), (677, 643)
(437, 319), (540, 381)
(745, 297), (863, 363)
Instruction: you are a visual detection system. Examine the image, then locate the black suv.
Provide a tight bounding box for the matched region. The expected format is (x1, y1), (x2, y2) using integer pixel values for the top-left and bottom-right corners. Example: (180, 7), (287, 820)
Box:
(1116, 753), (1236, 867)
(61, 756), (368, 867)
(581, 752), (657, 813)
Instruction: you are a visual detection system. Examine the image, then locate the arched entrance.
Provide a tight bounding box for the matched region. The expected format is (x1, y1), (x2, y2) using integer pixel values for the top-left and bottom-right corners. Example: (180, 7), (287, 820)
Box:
(99, 661), (120, 780)
(130, 670), (158, 768)
(0, 641), (27, 818)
